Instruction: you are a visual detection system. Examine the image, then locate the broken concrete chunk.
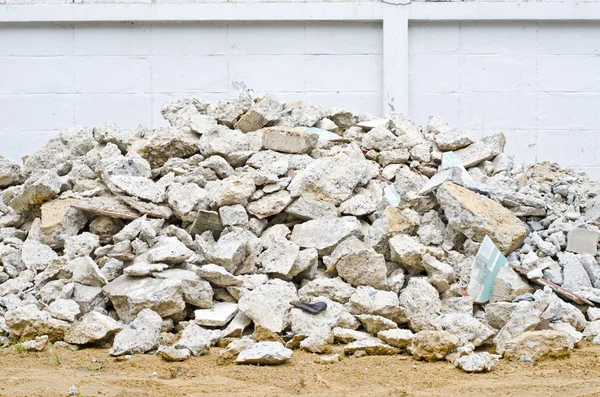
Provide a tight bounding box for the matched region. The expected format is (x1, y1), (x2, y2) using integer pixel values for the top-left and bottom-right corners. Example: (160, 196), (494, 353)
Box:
(566, 228), (600, 255)
(23, 126), (95, 177)
(454, 352), (499, 373)
(237, 282), (297, 334)
(5, 304), (71, 341)
(9, 171), (62, 214)
(158, 345), (191, 362)
(247, 190), (293, 219)
(349, 286), (406, 324)
(102, 275), (185, 323)
(344, 338), (399, 356)
(49, 298), (81, 322)
(453, 133), (506, 168)
(174, 322), (220, 356)
(377, 328), (414, 348)
(136, 127), (201, 169)
(489, 266), (534, 303)
(236, 341), (292, 365)
(109, 309), (162, 356)
(0, 155), (21, 187)
(408, 330), (459, 362)
(560, 252), (593, 291)
(234, 95), (283, 133)
(261, 126), (319, 154)
(194, 302), (238, 327)
(437, 182), (526, 254)
(64, 312), (121, 345)
(429, 117), (473, 151)
(291, 217), (362, 256)
(336, 247), (388, 290)
(21, 239), (58, 272)
(399, 278), (441, 332)
(503, 330), (571, 362)
(147, 236), (194, 264)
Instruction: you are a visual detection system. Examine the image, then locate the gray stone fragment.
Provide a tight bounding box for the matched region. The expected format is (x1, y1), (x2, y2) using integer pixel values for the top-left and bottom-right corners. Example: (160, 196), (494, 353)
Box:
(344, 338), (399, 356)
(429, 117), (473, 151)
(434, 313), (495, 347)
(237, 281), (297, 334)
(236, 341), (292, 365)
(377, 328), (414, 348)
(21, 239), (58, 272)
(5, 304), (71, 341)
(158, 345), (191, 362)
(349, 286), (406, 324)
(399, 278), (441, 332)
(23, 126), (95, 177)
(64, 312), (122, 345)
(197, 264), (241, 287)
(284, 195), (337, 220)
(109, 309), (162, 356)
(261, 126), (318, 154)
(290, 217), (362, 255)
(453, 133), (505, 168)
(0, 155), (21, 187)
(49, 299), (81, 322)
(64, 233), (100, 259)
(123, 262), (168, 277)
(336, 248), (388, 290)
(408, 330), (459, 362)
(357, 314), (397, 335)
(219, 205), (248, 228)
(194, 302), (238, 327)
(489, 266), (533, 303)
(503, 330), (571, 362)
(147, 236), (194, 264)
(454, 352), (499, 373)
(566, 228), (600, 255)
(102, 275), (185, 323)
(560, 252), (593, 291)
(174, 322), (220, 356)
(22, 335), (49, 352)
(437, 182), (526, 254)
(235, 94), (283, 133)
(71, 257), (107, 287)
(298, 277), (355, 304)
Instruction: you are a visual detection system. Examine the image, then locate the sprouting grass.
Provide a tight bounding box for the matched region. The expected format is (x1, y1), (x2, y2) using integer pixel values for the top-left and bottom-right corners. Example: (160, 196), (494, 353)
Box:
(14, 341), (25, 354)
(47, 342), (61, 365)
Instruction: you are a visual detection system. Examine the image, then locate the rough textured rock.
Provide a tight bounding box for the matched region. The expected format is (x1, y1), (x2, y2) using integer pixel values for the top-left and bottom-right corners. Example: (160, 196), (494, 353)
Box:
(102, 275), (185, 323)
(64, 312), (122, 345)
(236, 341), (292, 365)
(437, 182), (526, 254)
(109, 309), (162, 356)
(503, 330), (571, 362)
(344, 338), (400, 356)
(237, 282), (297, 334)
(454, 352), (499, 373)
(408, 330), (460, 362)
(174, 322), (220, 356)
(399, 278), (441, 332)
(5, 304), (71, 341)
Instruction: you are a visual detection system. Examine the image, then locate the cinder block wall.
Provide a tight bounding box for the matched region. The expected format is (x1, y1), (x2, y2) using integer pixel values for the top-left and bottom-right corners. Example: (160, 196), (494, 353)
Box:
(1, 13), (600, 179)
(0, 21), (383, 160)
(408, 21), (600, 179)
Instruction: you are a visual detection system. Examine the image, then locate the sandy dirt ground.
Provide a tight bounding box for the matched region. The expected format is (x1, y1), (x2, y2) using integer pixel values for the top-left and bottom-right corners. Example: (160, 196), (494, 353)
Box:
(1, 343), (600, 397)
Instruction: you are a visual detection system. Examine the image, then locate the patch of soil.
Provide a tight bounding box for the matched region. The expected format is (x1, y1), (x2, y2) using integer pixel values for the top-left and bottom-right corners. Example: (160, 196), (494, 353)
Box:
(2, 343), (600, 397)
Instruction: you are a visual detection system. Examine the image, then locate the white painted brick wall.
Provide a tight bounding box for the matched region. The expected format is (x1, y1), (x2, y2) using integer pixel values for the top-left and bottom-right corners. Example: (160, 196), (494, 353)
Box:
(2, 15), (600, 181)
(408, 21), (600, 180)
(0, 21), (383, 162)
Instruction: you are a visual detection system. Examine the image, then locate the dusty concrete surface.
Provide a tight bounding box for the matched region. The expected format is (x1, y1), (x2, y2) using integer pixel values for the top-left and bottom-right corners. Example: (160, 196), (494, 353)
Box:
(2, 344), (600, 397)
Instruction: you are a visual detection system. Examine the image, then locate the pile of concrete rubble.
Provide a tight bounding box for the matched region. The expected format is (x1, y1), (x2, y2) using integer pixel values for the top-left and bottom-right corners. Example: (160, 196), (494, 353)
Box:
(2, 92), (600, 372)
